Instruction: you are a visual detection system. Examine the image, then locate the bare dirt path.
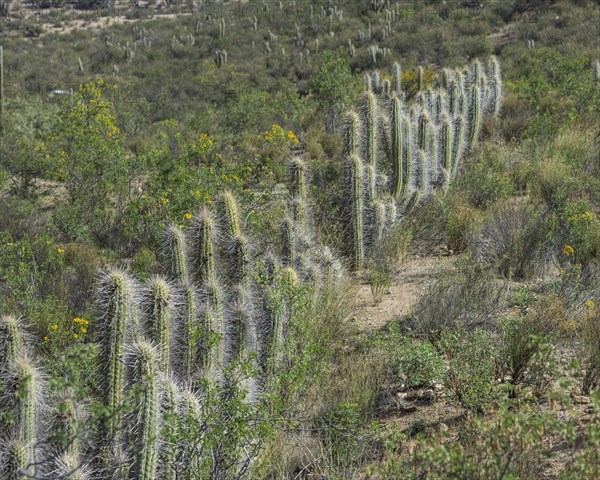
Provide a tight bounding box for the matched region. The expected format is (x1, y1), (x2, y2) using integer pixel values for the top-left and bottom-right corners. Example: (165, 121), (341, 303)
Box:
(351, 255), (456, 332)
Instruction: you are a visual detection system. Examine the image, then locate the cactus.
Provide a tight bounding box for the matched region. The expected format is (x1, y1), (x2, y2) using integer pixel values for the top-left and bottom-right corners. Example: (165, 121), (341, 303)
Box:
(452, 115), (466, 178)
(181, 284), (197, 382)
(418, 110), (430, 152)
(392, 62), (402, 95)
(161, 225), (189, 285)
(417, 66), (424, 91)
(96, 268), (137, 446)
(290, 196), (308, 230)
(346, 154), (365, 270)
(0, 316), (24, 368)
(289, 157), (307, 199)
(448, 80), (459, 116)
(417, 149), (429, 195)
(53, 391), (81, 458)
(390, 96), (403, 199)
(229, 233), (251, 288)
(366, 163), (377, 203)
(145, 276), (174, 373)
(439, 113), (453, 190)
(158, 378), (178, 480)
(362, 91), (378, 168)
(371, 199), (387, 248)
(401, 118), (414, 201)
(52, 452), (91, 480)
(217, 190), (241, 238)
(229, 284), (253, 361)
(343, 109), (362, 158)
(467, 84), (481, 151)
(488, 56), (503, 115)
(128, 341), (160, 480)
(2, 438), (30, 479)
(204, 278), (225, 376)
(280, 216), (296, 267)
(192, 207), (217, 287)
(594, 59), (600, 86)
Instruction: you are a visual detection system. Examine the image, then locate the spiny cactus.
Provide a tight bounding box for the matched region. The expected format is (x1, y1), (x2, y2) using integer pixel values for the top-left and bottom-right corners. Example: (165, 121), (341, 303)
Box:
(145, 276), (175, 374)
(439, 113), (453, 190)
(289, 156), (307, 199)
(346, 154), (365, 270)
(192, 207), (217, 287)
(452, 115), (466, 179)
(204, 277), (225, 377)
(2, 438), (31, 479)
(280, 216), (296, 267)
(371, 199), (387, 248)
(229, 284), (254, 362)
(343, 109), (362, 158)
(366, 163), (377, 203)
(51, 452), (91, 480)
(390, 96), (403, 199)
(53, 391), (81, 458)
(392, 62), (402, 95)
(488, 56), (503, 115)
(217, 190), (241, 239)
(594, 59), (600, 86)
(417, 149), (429, 195)
(362, 91), (378, 168)
(417, 66), (424, 91)
(467, 84), (481, 151)
(158, 378), (179, 480)
(290, 196), (308, 230)
(161, 225), (189, 285)
(0, 316), (24, 367)
(128, 341), (160, 480)
(418, 110), (430, 152)
(96, 268), (137, 446)
(180, 283), (197, 382)
(401, 119), (414, 202)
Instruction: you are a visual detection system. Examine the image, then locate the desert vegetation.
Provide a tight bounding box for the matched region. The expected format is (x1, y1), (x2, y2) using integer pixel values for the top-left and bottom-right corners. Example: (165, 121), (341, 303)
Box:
(0, 0), (600, 478)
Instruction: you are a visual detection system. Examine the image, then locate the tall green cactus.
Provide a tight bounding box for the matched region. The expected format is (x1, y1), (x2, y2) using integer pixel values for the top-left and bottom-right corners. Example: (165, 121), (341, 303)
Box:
(229, 234), (251, 288)
(158, 378), (179, 480)
(128, 341), (160, 480)
(390, 96), (403, 199)
(0, 316), (23, 367)
(417, 66), (424, 91)
(181, 283), (197, 382)
(192, 207), (217, 287)
(162, 225), (189, 285)
(54, 452), (91, 480)
(2, 438), (30, 479)
(289, 157), (307, 199)
(280, 216), (296, 267)
(343, 109), (362, 158)
(145, 276), (174, 373)
(346, 154), (364, 270)
(439, 113), (453, 191)
(54, 391), (80, 458)
(218, 190), (241, 238)
(230, 284), (252, 361)
(467, 84), (481, 151)
(11, 358), (40, 465)
(401, 119), (414, 201)
(97, 268), (137, 446)
(488, 55), (503, 115)
(362, 91), (378, 168)
(372, 199), (386, 248)
(205, 278), (225, 376)
(452, 115), (466, 178)
(418, 149), (429, 194)
(418, 110), (430, 151)
(393, 62), (402, 95)
(291, 197), (308, 230)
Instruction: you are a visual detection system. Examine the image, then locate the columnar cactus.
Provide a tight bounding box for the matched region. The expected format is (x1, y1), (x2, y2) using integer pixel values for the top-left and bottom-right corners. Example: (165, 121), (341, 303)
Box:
(362, 91), (378, 168)
(204, 278), (225, 375)
(346, 154), (365, 270)
(192, 207), (217, 287)
(145, 276), (174, 373)
(417, 66), (424, 91)
(280, 216), (296, 267)
(488, 56), (503, 115)
(393, 62), (402, 95)
(372, 199), (387, 248)
(218, 190), (241, 239)
(439, 113), (453, 190)
(289, 157), (307, 199)
(128, 341), (160, 480)
(291, 197), (308, 230)
(402, 119), (414, 201)
(229, 284), (253, 361)
(181, 283), (197, 382)
(0, 316), (24, 367)
(2, 438), (31, 479)
(343, 109), (362, 158)
(52, 452), (91, 480)
(418, 110), (430, 151)
(467, 84), (481, 151)
(229, 234), (251, 288)
(54, 391), (81, 458)
(452, 115), (466, 178)
(390, 96), (403, 199)
(158, 378), (178, 480)
(418, 149), (429, 194)
(96, 268), (137, 446)
(161, 225), (189, 285)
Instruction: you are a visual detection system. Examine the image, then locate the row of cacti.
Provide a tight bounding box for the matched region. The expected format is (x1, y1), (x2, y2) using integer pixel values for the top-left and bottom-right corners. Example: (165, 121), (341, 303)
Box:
(0, 166), (344, 477)
(344, 57), (503, 269)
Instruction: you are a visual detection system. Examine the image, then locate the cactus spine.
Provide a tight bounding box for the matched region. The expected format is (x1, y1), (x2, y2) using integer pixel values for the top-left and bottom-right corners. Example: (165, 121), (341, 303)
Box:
(230, 234), (251, 287)
(129, 341), (160, 480)
(393, 62), (401, 95)
(372, 199), (386, 248)
(390, 96), (403, 199)
(289, 157), (307, 199)
(146, 276), (174, 373)
(417, 66), (424, 91)
(3, 439), (29, 479)
(439, 114), (453, 190)
(181, 284), (197, 381)
(281, 216), (296, 266)
(346, 154), (364, 270)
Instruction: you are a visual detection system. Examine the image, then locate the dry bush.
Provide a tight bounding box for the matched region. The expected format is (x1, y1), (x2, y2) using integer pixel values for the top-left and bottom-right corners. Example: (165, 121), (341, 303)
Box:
(409, 259), (508, 343)
(470, 199), (547, 280)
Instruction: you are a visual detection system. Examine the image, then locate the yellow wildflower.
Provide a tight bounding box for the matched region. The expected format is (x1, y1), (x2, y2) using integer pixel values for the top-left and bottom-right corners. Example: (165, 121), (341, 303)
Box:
(184, 213), (192, 220)
(44, 336), (49, 342)
(80, 327), (87, 334)
(57, 248), (65, 254)
(162, 197), (169, 205)
(563, 245), (574, 257)
(50, 324), (58, 331)
(586, 300), (595, 308)
(73, 333), (79, 340)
